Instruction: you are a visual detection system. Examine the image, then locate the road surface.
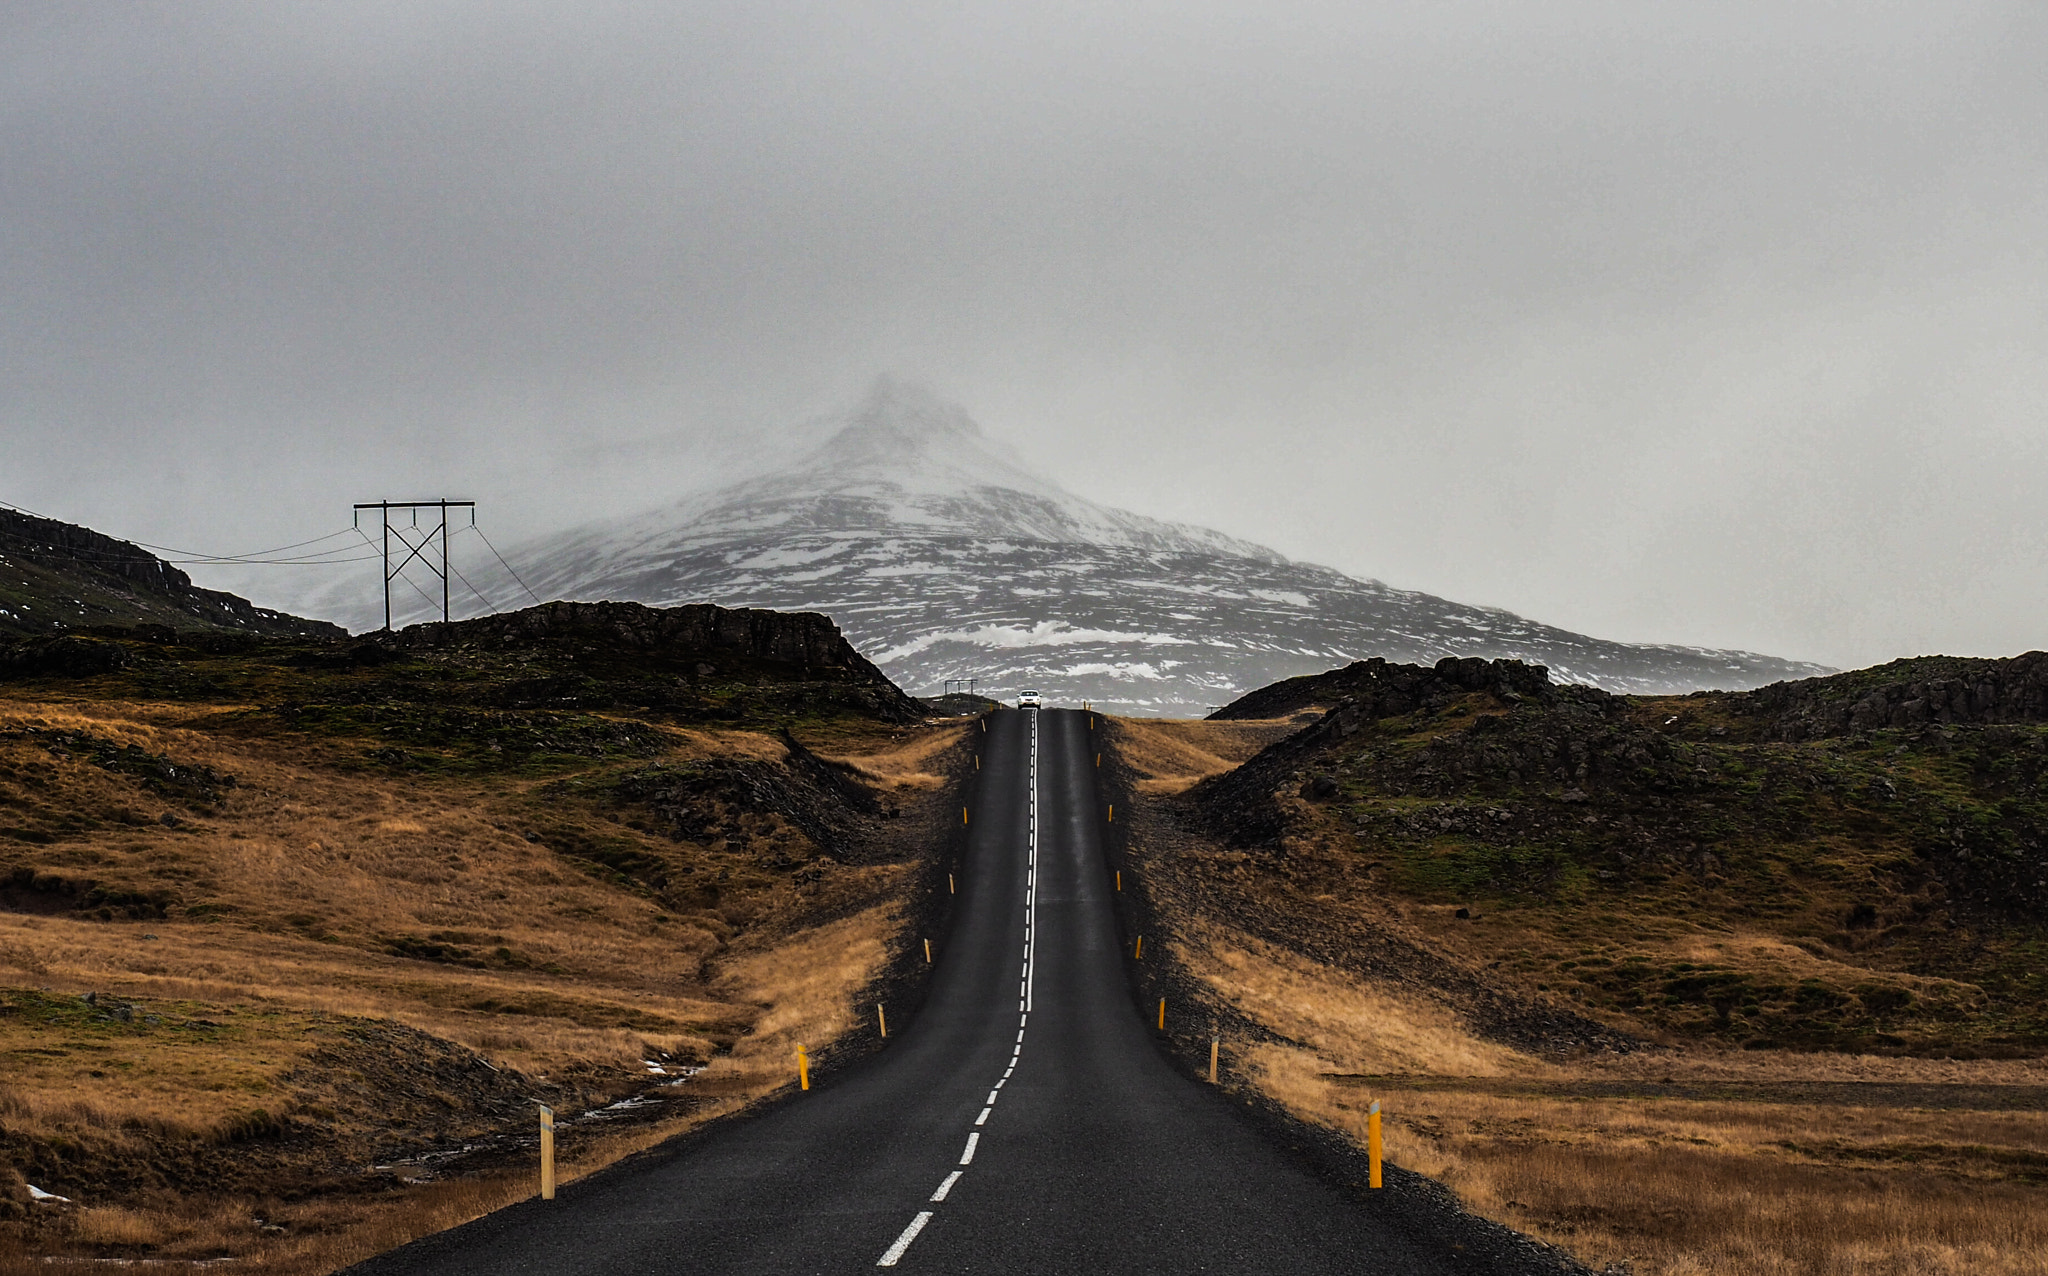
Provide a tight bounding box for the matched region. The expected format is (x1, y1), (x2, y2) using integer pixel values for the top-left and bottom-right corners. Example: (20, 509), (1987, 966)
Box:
(350, 708), (1473, 1274)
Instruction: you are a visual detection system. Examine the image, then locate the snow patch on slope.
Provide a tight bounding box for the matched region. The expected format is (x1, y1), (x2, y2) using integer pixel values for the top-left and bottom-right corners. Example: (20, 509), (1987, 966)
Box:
(876, 620), (1194, 661)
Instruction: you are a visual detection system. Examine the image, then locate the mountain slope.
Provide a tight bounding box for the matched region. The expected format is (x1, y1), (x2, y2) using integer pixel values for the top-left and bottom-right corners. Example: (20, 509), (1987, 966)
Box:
(0, 507), (343, 641)
(509, 379), (1828, 714)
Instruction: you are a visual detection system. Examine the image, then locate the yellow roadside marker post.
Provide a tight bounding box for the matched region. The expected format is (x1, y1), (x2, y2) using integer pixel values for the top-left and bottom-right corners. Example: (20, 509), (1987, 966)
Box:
(878, 1004), (888, 1038)
(948, 874), (955, 894)
(924, 938), (932, 963)
(538, 1103), (555, 1200)
(797, 1044), (810, 1091)
(1157, 998), (1166, 1031)
(1115, 870), (1121, 891)
(1107, 805), (1113, 823)
(1134, 936), (1143, 959)
(1368, 1100), (1383, 1188)
(963, 807), (970, 825)
(1209, 1032), (1220, 1084)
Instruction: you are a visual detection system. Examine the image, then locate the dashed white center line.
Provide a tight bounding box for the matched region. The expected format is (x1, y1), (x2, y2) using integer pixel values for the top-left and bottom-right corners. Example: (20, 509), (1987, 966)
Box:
(876, 1212), (933, 1267)
(876, 708), (1045, 1269)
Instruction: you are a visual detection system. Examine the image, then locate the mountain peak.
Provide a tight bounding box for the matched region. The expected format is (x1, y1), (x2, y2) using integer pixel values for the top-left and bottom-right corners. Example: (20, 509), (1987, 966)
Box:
(465, 380), (1831, 713)
(508, 379), (1288, 598)
(847, 375), (985, 445)
(790, 376), (1051, 499)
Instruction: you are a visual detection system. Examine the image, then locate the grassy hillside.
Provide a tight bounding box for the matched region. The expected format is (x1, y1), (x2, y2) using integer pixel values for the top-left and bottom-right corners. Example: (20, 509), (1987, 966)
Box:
(1109, 654), (2048, 1275)
(0, 602), (968, 1272)
(1194, 653), (2048, 1054)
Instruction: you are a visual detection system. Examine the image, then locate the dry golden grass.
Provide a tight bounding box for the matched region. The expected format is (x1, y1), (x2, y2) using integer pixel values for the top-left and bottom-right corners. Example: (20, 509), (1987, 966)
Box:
(1, 1174), (545, 1275)
(0, 693), (952, 1270)
(1191, 917), (2048, 1275)
(1111, 717), (1293, 794)
(818, 726), (967, 792)
(0, 905), (905, 1274)
(66, 1207), (162, 1248)
(1189, 928), (1541, 1077)
(1310, 1075), (2048, 1275)
(721, 905), (892, 1049)
(1110, 712), (2048, 1271)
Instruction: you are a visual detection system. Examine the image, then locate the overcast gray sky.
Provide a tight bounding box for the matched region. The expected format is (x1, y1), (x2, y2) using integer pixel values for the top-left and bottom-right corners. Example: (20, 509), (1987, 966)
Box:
(5, 1), (2044, 667)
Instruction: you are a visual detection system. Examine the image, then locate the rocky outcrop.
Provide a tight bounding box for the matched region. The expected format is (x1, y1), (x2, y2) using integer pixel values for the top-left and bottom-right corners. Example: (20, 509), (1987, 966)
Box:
(0, 510), (189, 594)
(1732, 653), (2048, 741)
(1209, 655), (1553, 722)
(1196, 657), (1596, 845)
(0, 508), (343, 640)
(0, 636), (134, 679)
(375, 600), (921, 721)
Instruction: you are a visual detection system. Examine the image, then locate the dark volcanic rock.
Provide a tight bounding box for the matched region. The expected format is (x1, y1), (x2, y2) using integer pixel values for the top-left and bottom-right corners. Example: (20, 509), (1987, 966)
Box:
(0, 636), (133, 679)
(1196, 657), (1644, 849)
(1730, 652), (2048, 741)
(370, 600), (921, 723)
(1212, 655), (1556, 722)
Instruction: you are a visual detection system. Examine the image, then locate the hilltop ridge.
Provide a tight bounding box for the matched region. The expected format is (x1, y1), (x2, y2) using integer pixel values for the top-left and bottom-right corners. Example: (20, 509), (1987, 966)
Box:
(1186, 649), (2048, 1050)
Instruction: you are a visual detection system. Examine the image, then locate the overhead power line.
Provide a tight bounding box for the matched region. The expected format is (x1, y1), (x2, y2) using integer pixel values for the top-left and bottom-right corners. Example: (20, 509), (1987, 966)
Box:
(3, 494), (549, 629)
(396, 567), (445, 614)
(471, 525), (546, 606)
(1, 498), (377, 566)
(136, 528), (365, 563)
(0, 521), (378, 567)
(450, 559), (501, 615)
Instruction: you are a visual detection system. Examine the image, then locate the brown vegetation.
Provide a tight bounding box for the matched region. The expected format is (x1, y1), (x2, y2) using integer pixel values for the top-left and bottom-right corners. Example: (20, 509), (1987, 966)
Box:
(0, 615), (968, 1271)
(1115, 710), (2048, 1275)
(1111, 715), (1300, 795)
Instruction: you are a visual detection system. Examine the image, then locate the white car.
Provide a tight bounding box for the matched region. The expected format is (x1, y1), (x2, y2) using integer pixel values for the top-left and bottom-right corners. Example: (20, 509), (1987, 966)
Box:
(1017, 689), (1043, 708)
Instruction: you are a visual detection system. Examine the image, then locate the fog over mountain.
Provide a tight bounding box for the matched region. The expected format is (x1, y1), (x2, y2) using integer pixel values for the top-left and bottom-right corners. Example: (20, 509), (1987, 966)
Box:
(4, 6), (2045, 679)
(462, 380), (1824, 714)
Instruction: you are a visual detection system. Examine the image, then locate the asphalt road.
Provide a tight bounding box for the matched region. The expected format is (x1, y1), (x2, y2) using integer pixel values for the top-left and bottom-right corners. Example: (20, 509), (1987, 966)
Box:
(350, 708), (1470, 1274)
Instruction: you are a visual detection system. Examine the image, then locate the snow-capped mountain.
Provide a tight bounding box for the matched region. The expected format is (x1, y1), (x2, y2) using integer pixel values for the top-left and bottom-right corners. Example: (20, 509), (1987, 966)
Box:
(498, 378), (1828, 715)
